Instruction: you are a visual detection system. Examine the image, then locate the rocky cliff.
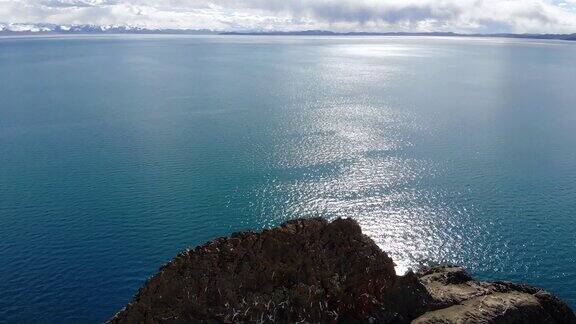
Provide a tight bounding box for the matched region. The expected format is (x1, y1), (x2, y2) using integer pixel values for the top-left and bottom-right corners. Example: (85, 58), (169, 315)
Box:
(109, 218), (575, 323)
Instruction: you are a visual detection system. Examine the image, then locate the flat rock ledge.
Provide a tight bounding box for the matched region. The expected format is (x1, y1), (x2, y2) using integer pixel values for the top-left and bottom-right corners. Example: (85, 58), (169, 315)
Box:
(109, 218), (575, 323)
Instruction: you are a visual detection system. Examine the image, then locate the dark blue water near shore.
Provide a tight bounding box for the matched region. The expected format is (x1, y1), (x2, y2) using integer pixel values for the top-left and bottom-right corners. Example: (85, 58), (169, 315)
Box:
(1, 35), (575, 322)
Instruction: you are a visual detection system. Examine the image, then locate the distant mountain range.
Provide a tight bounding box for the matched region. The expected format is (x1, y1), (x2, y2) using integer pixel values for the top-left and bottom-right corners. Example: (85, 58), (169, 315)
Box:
(2, 23), (575, 41)
(222, 30), (576, 41)
(0, 23), (215, 35)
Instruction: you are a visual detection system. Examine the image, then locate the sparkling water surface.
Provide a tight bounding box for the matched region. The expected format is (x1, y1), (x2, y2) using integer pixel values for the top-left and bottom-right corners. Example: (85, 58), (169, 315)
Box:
(1, 35), (575, 322)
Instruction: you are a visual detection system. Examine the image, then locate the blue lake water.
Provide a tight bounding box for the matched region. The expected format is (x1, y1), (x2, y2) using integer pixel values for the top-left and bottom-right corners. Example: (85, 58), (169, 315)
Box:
(0, 35), (575, 322)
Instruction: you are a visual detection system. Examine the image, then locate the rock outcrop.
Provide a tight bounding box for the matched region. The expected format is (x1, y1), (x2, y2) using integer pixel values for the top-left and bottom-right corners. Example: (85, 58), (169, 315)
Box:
(414, 266), (576, 323)
(109, 218), (575, 323)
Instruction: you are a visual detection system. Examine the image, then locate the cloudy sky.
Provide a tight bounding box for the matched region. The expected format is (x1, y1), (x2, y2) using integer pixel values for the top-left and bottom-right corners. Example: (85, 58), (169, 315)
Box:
(2, 0), (576, 33)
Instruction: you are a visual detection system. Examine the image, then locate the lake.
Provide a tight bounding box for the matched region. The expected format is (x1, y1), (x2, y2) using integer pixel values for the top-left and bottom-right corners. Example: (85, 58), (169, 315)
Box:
(1, 35), (575, 322)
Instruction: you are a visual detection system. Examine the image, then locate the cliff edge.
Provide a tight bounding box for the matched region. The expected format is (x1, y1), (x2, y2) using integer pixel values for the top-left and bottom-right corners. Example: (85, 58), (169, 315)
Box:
(109, 218), (575, 323)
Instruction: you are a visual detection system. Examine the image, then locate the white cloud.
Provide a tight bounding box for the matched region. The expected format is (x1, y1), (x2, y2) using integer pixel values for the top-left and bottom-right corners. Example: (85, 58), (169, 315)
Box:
(1, 0), (576, 33)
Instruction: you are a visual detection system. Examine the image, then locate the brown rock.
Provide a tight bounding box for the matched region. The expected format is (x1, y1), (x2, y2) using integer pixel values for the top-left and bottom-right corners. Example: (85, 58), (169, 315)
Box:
(415, 266), (576, 324)
(109, 218), (575, 324)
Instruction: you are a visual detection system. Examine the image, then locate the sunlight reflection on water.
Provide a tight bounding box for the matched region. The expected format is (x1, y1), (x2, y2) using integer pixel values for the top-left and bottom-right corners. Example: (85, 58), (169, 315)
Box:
(249, 41), (493, 275)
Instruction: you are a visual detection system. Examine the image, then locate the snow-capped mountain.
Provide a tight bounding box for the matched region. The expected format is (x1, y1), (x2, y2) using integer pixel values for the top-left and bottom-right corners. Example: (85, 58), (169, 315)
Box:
(0, 23), (215, 34)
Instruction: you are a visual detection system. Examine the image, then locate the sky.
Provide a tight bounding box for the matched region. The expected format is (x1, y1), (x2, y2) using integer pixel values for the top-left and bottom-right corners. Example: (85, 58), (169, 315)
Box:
(1, 0), (576, 33)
